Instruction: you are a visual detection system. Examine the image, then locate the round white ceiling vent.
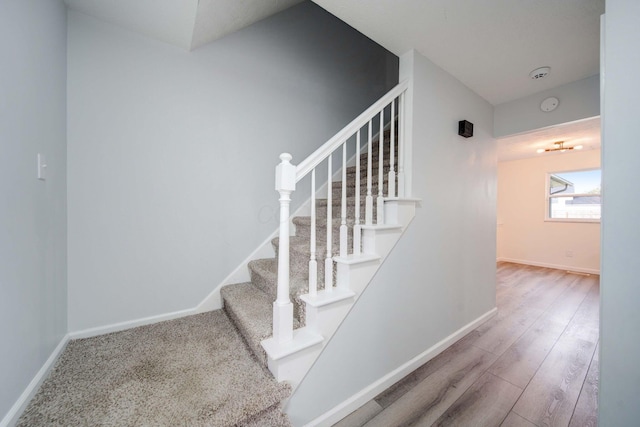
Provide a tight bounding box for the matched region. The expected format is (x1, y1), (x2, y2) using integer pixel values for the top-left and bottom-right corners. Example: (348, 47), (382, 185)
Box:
(530, 66), (551, 80)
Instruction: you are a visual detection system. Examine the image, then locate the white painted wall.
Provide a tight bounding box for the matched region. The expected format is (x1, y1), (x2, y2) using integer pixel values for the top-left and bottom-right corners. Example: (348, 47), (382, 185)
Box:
(0, 0), (68, 423)
(67, 2), (398, 332)
(600, 2), (640, 425)
(287, 49), (496, 425)
(497, 150), (601, 273)
(494, 75), (600, 138)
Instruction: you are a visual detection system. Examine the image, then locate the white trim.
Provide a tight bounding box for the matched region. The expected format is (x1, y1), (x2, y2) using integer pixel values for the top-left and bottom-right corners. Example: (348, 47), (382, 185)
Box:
(303, 307), (498, 427)
(0, 335), (70, 427)
(195, 115), (394, 314)
(69, 308), (196, 339)
(66, 119), (394, 338)
(497, 257), (600, 275)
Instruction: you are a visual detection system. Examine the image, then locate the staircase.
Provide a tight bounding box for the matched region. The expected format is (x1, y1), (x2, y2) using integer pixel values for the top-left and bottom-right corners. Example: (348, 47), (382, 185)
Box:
(220, 80), (418, 421)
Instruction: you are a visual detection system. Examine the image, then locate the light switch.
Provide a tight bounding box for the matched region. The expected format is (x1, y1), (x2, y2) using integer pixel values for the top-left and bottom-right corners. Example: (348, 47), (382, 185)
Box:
(37, 153), (47, 180)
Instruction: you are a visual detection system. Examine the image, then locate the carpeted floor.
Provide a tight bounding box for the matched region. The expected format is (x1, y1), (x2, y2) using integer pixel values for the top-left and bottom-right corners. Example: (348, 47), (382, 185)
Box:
(17, 311), (291, 427)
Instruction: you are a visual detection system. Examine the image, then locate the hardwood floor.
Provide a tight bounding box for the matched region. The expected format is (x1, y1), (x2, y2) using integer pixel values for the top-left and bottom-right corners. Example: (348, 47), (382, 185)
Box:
(333, 262), (600, 427)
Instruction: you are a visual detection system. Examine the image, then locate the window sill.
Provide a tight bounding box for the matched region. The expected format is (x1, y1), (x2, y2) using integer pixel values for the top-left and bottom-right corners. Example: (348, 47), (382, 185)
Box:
(544, 218), (601, 224)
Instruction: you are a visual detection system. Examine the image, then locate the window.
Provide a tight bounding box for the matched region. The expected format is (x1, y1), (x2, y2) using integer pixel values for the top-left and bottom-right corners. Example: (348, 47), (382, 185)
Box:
(546, 169), (601, 221)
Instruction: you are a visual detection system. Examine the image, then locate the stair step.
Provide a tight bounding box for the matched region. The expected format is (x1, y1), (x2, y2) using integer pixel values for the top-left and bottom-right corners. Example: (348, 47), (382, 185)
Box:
(315, 195), (381, 221)
(293, 216), (358, 242)
(331, 179), (392, 199)
(346, 160), (395, 179)
(247, 256), (319, 325)
(293, 216), (355, 257)
(221, 282), (301, 367)
(238, 402), (292, 427)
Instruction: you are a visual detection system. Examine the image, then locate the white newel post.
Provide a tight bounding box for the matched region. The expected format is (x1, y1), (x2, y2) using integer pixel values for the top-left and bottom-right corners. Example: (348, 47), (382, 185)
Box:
(274, 153), (296, 343)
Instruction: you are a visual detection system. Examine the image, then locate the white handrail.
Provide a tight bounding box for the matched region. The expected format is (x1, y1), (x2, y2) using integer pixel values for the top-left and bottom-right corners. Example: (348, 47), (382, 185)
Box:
(271, 81), (409, 345)
(295, 80), (409, 182)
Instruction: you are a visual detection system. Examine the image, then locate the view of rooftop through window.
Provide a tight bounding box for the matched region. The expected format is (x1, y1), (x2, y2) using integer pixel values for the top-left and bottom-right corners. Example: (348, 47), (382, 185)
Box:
(548, 169), (601, 220)
(551, 169), (601, 195)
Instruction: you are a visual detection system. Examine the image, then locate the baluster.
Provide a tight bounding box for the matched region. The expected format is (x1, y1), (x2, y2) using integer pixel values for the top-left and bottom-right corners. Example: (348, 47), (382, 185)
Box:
(309, 168), (317, 297)
(377, 108), (385, 225)
(274, 153), (295, 343)
(389, 99), (396, 198)
(365, 120), (374, 226)
(398, 92), (406, 198)
(325, 154), (333, 292)
(340, 142), (348, 257)
(353, 130), (362, 255)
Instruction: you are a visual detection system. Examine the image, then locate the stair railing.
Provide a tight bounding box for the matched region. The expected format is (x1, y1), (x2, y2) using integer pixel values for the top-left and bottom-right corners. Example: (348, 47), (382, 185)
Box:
(273, 80), (409, 344)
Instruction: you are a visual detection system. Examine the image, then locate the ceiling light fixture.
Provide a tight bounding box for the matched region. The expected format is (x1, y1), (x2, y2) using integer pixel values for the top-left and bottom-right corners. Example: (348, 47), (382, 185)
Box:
(536, 141), (583, 153)
(530, 66), (551, 80)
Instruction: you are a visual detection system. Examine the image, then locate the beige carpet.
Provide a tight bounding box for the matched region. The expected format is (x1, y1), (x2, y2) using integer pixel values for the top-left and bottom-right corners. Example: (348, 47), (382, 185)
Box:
(17, 311), (291, 426)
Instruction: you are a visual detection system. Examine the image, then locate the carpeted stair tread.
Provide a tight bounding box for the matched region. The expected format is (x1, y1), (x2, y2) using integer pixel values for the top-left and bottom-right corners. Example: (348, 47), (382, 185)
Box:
(293, 216), (358, 233)
(238, 403), (292, 426)
(222, 282), (299, 367)
(248, 257), (310, 296)
(247, 258), (277, 296)
(16, 310), (291, 427)
(247, 255), (320, 325)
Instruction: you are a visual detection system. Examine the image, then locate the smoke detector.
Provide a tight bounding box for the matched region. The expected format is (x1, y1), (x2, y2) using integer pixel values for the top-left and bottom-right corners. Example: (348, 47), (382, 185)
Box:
(529, 66), (551, 80)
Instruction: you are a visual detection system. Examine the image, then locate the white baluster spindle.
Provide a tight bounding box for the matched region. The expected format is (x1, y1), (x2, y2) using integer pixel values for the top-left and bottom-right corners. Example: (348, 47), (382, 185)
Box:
(274, 153), (295, 343)
(365, 120), (374, 226)
(353, 130), (362, 255)
(398, 92), (406, 197)
(308, 168), (317, 297)
(325, 154), (333, 292)
(340, 142), (348, 257)
(389, 99), (396, 198)
(377, 108), (385, 225)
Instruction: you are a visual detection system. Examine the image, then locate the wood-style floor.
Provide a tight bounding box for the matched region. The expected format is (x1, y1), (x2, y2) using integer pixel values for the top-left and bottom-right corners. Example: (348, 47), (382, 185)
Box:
(334, 262), (600, 427)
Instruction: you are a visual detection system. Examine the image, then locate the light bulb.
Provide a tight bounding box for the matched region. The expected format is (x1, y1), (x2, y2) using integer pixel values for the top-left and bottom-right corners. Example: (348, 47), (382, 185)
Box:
(536, 148), (545, 153)
(574, 145), (583, 150)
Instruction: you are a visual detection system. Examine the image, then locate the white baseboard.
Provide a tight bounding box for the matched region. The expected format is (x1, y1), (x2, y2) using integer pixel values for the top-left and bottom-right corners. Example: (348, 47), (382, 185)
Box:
(68, 307), (197, 340)
(0, 335), (70, 427)
(497, 257), (600, 275)
(304, 307), (498, 427)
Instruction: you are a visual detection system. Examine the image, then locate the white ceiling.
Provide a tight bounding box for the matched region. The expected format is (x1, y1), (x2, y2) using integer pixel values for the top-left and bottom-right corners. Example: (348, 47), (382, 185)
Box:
(64, 0), (303, 51)
(497, 117), (601, 162)
(64, 0), (604, 161)
(311, 0), (604, 106)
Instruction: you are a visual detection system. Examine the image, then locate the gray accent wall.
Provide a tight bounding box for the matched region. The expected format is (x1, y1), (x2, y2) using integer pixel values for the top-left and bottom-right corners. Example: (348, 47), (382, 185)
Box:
(67, 2), (398, 331)
(600, 2), (640, 425)
(0, 0), (68, 422)
(287, 49), (497, 425)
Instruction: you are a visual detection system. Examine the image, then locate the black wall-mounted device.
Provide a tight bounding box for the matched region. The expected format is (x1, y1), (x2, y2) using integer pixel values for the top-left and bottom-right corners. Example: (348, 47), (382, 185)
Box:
(458, 120), (474, 138)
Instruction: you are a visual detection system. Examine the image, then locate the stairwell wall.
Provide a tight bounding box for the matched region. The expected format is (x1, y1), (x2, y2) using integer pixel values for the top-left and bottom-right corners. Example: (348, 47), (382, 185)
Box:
(0, 0), (68, 423)
(66, 2), (398, 332)
(600, 2), (640, 424)
(287, 49), (497, 425)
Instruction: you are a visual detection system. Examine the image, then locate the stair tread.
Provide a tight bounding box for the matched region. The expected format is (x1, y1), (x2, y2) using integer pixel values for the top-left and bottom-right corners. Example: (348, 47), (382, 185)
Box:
(272, 236), (348, 257)
(316, 194), (384, 205)
(248, 257), (310, 290)
(293, 216), (358, 227)
(222, 282), (299, 366)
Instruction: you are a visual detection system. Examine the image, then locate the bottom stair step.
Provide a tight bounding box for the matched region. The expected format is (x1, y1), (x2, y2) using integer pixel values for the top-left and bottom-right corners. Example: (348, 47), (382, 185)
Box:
(221, 282), (300, 367)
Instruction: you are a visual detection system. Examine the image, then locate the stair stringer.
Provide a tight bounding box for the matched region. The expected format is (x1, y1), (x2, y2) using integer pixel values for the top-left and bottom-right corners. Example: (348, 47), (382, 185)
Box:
(261, 197), (420, 390)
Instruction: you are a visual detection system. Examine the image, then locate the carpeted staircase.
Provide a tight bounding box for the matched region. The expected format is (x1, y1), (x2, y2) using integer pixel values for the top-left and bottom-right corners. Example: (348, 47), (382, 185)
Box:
(221, 128), (397, 387)
(15, 129), (398, 427)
